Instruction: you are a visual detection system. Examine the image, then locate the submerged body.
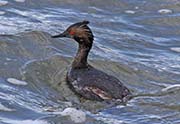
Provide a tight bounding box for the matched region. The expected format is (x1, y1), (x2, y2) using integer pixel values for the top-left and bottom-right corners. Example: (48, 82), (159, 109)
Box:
(52, 21), (131, 101)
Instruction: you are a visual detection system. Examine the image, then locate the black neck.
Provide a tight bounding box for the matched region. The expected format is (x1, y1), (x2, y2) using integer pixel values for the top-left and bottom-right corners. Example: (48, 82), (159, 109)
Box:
(72, 42), (92, 69)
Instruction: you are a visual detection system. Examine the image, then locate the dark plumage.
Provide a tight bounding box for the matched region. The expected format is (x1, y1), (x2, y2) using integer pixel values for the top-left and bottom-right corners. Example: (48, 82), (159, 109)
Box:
(51, 21), (131, 102)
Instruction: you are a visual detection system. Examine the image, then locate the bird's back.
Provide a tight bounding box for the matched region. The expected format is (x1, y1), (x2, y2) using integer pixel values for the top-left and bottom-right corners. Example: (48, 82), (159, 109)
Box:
(66, 65), (131, 101)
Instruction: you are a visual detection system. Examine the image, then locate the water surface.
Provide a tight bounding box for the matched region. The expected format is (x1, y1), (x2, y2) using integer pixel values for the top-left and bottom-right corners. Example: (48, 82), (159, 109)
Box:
(0, 0), (180, 124)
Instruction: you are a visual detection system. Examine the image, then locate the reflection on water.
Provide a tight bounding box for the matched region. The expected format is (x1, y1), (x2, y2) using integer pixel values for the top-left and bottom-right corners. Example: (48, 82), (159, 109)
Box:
(0, 0), (180, 124)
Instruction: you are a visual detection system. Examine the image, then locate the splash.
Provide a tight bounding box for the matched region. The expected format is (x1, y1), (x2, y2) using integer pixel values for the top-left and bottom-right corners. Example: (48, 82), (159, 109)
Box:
(51, 107), (86, 123)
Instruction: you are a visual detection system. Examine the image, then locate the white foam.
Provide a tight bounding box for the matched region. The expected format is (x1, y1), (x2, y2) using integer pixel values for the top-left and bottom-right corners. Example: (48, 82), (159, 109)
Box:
(0, 11), (5, 15)
(7, 78), (28, 85)
(125, 10), (136, 14)
(14, 0), (25, 2)
(0, 0), (8, 6)
(60, 107), (86, 123)
(170, 47), (180, 53)
(162, 84), (180, 92)
(158, 9), (172, 14)
(0, 103), (15, 112)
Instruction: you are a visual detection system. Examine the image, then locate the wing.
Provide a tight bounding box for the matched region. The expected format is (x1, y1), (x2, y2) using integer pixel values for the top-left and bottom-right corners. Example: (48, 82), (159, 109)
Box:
(67, 66), (130, 100)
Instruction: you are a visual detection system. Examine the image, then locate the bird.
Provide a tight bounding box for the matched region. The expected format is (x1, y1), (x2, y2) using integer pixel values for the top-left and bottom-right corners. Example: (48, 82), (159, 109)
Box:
(51, 20), (131, 102)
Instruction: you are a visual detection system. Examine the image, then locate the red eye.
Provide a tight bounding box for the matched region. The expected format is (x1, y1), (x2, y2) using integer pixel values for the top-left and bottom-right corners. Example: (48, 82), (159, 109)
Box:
(69, 30), (75, 35)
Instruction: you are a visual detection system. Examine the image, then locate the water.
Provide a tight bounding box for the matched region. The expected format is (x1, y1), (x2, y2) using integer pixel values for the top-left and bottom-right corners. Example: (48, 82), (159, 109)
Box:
(0, 0), (180, 124)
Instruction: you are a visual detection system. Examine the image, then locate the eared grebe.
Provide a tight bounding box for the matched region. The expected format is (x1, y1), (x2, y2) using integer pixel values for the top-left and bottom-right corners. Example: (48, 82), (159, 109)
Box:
(51, 21), (131, 102)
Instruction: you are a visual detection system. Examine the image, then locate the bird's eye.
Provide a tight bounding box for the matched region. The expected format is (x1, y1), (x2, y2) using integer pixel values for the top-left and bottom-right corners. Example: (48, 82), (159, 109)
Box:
(69, 30), (75, 35)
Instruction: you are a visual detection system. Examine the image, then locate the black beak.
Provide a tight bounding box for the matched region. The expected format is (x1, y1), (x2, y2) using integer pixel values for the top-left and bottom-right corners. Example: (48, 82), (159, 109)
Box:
(51, 31), (69, 38)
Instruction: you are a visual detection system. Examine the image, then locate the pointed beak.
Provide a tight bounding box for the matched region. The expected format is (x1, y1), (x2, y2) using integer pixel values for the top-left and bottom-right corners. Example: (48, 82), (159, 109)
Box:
(51, 31), (69, 38)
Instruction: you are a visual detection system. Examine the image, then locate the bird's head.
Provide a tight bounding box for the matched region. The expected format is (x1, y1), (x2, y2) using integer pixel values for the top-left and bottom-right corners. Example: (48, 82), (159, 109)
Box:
(52, 21), (94, 46)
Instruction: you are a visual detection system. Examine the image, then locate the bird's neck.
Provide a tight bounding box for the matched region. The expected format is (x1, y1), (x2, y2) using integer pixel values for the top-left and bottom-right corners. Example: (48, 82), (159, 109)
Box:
(72, 43), (92, 69)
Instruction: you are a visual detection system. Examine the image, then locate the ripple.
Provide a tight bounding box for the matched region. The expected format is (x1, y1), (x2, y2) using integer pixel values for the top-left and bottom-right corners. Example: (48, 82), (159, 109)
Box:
(95, 112), (125, 124)
(0, 118), (49, 124)
(161, 84), (180, 92)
